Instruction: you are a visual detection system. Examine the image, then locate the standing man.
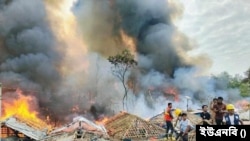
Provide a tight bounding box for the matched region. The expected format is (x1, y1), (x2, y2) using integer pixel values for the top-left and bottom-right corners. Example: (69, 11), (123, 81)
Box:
(164, 103), (174, 138)
(212, 97), (226, 125)
(210, 98), (217, 124)
(200, 105), (211, 125)
(223, 104), (243, 125)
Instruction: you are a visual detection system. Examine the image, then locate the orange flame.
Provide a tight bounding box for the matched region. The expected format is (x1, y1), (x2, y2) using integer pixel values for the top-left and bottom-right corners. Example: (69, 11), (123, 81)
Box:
(163, 87), (179, 101)
(1, 90), (51, 129)
(95, 117), (109, 125)
(120, 30), (137, 57)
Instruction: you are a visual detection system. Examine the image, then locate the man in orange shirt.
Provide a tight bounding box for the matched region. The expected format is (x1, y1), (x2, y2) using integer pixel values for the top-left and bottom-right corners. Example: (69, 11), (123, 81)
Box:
(164, 102), (174, 138)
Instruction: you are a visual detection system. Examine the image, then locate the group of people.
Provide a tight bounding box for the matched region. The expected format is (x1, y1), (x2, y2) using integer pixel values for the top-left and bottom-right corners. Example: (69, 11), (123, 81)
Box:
(164, 96), (243, 141)
(205, 96), (243, 125)
(164, 103), (194, 141)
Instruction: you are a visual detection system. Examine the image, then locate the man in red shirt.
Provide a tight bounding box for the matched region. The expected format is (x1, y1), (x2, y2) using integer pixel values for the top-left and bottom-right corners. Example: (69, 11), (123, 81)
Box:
(212, 97), (226, 125)
(164, 103), (174, 138)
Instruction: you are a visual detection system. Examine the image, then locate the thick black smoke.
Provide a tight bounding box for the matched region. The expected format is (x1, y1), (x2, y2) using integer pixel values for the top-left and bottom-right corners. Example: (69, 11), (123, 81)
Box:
(75, 0), (193, 76)
(74, 0), (126, 57)
(0, 0), (242, 124)
(0, 0), (120, 123)
(115, 0), (193, 76)
(0, 0), (64, 121)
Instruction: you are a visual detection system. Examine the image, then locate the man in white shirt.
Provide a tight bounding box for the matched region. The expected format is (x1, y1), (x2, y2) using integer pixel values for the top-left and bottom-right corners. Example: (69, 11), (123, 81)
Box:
(177, 113), (194, 141)
(223, 104), (243, 125)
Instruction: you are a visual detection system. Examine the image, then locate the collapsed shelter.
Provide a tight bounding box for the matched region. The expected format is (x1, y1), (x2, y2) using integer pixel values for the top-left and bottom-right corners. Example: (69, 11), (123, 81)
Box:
(42, 116), (109, 141)
(1, 116), (49, 141)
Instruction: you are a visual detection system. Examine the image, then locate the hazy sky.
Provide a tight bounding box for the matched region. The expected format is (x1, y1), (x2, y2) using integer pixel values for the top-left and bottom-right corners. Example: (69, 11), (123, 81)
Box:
(176, 0), (250, 76)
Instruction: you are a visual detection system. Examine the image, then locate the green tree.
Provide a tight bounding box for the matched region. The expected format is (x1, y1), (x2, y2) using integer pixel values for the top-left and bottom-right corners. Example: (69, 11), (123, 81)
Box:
(243, 67), (250, 83)
(108, 49), (137, 111)
(239, 83), (250, 97)
(227, 69), (250, 97)
(241, 67), (250, 97)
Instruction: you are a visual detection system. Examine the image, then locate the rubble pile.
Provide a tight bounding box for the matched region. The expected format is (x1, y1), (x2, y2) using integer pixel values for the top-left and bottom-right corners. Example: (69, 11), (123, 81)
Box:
(5, 108), (250, 141)
(1, 116), (48, 140)
(43, 116), (109, 141)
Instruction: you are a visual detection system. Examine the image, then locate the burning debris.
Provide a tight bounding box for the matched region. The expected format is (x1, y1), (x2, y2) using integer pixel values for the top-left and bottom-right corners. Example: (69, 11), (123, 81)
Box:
(43, 116), (109, 141)
(0, 1), (249, 141)
(1, 116), (49, 140)
(103, 112), (165, 140)
(0, 0), (247, 126)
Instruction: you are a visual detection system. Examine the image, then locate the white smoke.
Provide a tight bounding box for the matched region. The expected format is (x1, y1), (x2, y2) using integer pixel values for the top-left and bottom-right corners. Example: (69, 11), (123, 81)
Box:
(0, 0), (245, 124)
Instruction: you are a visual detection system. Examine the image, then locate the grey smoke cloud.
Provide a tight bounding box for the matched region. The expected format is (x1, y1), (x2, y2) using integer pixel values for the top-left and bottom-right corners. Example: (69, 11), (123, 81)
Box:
(115, 0), (196, 75)
(73, 0), (125, 57)
(0, 0), (63, 120)
(0, 0), (244, 124)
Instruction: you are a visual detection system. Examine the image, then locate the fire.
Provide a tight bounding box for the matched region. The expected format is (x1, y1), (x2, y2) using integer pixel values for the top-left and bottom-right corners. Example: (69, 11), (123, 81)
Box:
(163, 86), (179, 101)
(95, 117), (109, 125)
(120, 30), (137, 58)
(1, 90), (50, 129)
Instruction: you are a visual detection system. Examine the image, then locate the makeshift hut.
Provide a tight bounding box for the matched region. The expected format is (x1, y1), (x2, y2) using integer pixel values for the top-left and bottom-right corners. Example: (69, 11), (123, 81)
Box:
(104, 112), (165, 141)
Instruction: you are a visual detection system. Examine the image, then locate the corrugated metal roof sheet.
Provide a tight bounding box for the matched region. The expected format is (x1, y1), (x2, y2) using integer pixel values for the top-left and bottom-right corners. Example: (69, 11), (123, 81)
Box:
(50, 116), (108, 136)
(1, 117), (48, 140)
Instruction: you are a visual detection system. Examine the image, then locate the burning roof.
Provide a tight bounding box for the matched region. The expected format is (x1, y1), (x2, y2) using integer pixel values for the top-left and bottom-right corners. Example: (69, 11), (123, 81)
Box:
(1, 116), (48, 140)
(51, 116), (107, 135)
(104, 112), (165, 140)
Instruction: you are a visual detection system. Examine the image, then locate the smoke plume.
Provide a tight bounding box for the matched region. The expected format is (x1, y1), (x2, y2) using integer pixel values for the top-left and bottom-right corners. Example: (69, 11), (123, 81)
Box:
(0, 0), (243, 124)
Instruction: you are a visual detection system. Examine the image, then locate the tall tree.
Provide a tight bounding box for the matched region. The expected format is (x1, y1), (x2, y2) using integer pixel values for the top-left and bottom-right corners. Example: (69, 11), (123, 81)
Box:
(108, 49), (137, 111)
